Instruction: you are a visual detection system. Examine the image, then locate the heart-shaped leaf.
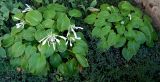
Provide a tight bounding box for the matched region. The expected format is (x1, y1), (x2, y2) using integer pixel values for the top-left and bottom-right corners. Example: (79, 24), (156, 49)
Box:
(84, 13), (97, 24)
(68, 9), (82, 17)
(42, 19), (55, 28)
(49, 53), (62, 68)
(0, 47), (6, 58)
(28, 53), (47, 75)
(43, 9), (56, 19)
(22, 27), (36, 41)
(2, 34), (14, 47)
(25, 10), (42, 26)
(57, 13), (70, 32)
(75, 54), (89, 67)
(38, 44), (55, 58)
(11, 42), (25, 57)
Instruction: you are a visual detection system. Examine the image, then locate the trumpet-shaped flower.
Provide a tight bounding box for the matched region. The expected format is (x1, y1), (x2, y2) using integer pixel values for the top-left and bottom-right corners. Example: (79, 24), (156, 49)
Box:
(22, 4), (33, 13)
(128, 14), (132, 20)
(16, 21), (25, 28)
(39, 32), (67, 50)
(66, 24), (83, 47)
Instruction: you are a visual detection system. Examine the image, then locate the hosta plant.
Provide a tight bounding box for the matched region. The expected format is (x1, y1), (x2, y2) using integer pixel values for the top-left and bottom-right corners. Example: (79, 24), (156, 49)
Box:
(1, 3), (88, 76)
(0, 0), (22, 61)
(84, 1), (158, 61)
(0, 0), (22, 36)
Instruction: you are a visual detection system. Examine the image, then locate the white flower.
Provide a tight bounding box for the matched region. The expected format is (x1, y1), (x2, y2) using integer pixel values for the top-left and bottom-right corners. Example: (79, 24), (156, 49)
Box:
(66, 24), (83, 47)
(16, 21), (25, 28)
(22, 4), (33, 13)
(39, 32), (67, 50)
(13, 16), (20, 20)
(121, 21), (125, 25)
(128, 14), (132, 20)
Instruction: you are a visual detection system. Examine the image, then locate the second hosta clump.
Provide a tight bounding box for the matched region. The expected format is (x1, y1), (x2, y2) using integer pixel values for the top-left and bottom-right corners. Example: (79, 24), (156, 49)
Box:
(1, 4), (88, 76)
(84, 1), (158, 61)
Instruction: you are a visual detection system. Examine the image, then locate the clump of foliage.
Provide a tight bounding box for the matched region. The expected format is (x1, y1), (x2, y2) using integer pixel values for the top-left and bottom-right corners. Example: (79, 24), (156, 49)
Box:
(0, 0), (22, 59)
(1, 3), (88, 76)
(0, 0), (22, 36)
(84, 1), (158, 61)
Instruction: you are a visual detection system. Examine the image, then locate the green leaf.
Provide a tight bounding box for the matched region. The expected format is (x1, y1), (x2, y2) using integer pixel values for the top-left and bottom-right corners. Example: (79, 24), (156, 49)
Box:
(25, 10), (42, 26)
(0, 6), (9, 20)
(134, 31), (146, 44)
(25, 45), (37, 59)
(101, 25), (111, 37)
(122, 48), (133, 61)
(94, 18), (106, 27)
(127, 40), (140, 56)
(11, 42), (25, 57)
(58, 63), (68, 76)
(108, 13), (123, 22)
(92, 27), (101, 38)
(124, 30), (136, 40)
(100, 4), (110, 11)
(127, 17), (144, 29)
(97, 10), (110, 19)
(0, 47), (6, 58)
(110, 6), (120, 13)
(10, 58), (22, 67)
(28, 53), (47, 75)
(11, 8), (21, 14)
(133, 8), (143, 17)
(84, 13), (97, 24)
(73, 40), (88, 56)
(20, 56), (29, 70)
(116, 24), (125, 35)
(42, 19), (55, 28)
(90, 0), (97, 7)
(68, 9), (82, 17)
(143, 15), (158, 41)
(2, 34), (14, 47)
(12, 12), (23, 21)
(107, 30), (118, 47)
(66, 58), (78, 75)
(11, 26), (23, 36)
(38, 44), (55, 58)
(47, 4), (67, 12)
(14, 32), (23, 42)
(43, 9), (56, 19)
(53, 4), (67, 12)
(139, 25), (153, 47)
(35, 29), (47, 41)
(57, 13), (70, 32)
(114, 35), (126, 48)
(49, 53), (62, 68)
(93, 23), (110, 38)
(75, 54), (89, 67)
(118, 1), (134, 11)
(22, 27), (36, 41)
(57, 40), (67, 52)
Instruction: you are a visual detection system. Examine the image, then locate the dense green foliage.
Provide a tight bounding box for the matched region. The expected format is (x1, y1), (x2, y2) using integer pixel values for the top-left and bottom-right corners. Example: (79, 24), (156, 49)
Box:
(85, 1), (158, 61)
(0, 0), (22, 62)
(0, 0), (22, 36)
(1, 3), (88, 76)
(0, 0), (159, 81)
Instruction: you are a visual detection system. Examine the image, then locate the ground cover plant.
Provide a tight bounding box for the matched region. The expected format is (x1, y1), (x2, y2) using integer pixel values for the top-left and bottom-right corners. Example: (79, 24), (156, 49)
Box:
(0, 0), (159, 82)
(0, 0), (23, 60)
(84, 1), (158, 61)
(1, 3), (89, 76)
